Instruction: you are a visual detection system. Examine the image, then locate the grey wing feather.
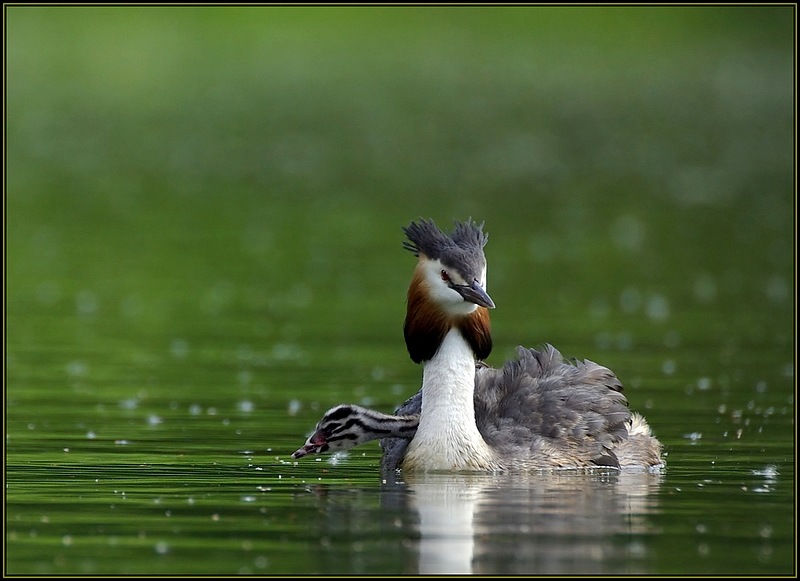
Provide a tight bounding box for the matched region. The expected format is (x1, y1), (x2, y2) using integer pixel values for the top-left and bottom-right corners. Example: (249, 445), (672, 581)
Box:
(379, 390), (422, 474)
(473, 344), (631, 468)
(379, 345), (640, 471)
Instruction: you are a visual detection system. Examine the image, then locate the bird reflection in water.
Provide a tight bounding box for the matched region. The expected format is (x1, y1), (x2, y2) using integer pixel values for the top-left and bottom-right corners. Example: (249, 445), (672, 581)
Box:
(299, 468), (663, 575)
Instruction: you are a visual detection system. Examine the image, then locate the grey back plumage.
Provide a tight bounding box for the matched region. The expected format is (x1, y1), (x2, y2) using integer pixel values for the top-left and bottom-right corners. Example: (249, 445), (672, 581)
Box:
(473, 345), (631, 468)
(380, 391), (422, 474)
(380, 344), (662, 472)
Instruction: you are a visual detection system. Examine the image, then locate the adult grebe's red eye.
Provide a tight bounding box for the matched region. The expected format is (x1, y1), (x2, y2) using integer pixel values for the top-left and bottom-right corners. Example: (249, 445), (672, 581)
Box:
(440, 270), (450, 282)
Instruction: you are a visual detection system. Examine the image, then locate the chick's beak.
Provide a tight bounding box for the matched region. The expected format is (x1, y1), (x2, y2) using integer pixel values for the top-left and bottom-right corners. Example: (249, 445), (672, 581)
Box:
(455, 280), (495, 309)
(291, 431), (328, 459)
(291, 444), (315, 459)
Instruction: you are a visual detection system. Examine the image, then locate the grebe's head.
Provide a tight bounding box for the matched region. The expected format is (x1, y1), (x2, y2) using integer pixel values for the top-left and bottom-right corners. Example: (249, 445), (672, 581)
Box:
(291, 404), (377, 459)
(403, 218), (494, 316)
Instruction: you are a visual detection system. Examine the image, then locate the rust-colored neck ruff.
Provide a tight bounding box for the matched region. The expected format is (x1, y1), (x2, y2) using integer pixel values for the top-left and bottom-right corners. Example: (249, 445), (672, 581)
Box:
(403, 269), (493, 364)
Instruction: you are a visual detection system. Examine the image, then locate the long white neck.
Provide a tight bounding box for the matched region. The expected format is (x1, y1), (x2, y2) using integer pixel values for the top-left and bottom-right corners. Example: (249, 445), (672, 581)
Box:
(403, 328), (497, 471)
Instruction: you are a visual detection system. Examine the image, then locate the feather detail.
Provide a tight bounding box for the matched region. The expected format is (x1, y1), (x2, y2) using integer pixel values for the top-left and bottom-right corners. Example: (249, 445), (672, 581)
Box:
(458, 306), (493, 362)
(404, 268), (450, 363)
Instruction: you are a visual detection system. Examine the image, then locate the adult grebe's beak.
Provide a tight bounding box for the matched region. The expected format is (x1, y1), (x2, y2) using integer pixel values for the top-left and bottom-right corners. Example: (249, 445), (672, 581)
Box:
(455, 280), (495, 309)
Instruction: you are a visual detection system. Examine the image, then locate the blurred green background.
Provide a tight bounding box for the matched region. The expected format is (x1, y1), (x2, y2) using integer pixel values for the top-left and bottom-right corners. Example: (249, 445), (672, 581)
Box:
(8, 6), (793, 354)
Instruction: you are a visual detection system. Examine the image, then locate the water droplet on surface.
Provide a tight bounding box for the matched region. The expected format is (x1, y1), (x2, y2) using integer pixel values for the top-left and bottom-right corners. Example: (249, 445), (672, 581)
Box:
(610, 214), (645, 253)
(697, 377), (712, 391)
(646, 294), (670, 322)
(119, 398), (138, 410)
(76, 290), (98, 316)
(765, 274), (788, 303)
(693, 273), (718, 303)
(170, 339), (189, 359)
(66, 361), (88, 378)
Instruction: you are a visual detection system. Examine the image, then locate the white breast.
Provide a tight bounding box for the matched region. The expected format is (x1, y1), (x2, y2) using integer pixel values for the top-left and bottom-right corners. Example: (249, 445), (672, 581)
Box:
(403, 330), (497, 471)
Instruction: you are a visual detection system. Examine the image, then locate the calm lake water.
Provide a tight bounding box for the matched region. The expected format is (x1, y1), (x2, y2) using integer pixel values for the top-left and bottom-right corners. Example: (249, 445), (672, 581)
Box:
(6, 6), (795, 576)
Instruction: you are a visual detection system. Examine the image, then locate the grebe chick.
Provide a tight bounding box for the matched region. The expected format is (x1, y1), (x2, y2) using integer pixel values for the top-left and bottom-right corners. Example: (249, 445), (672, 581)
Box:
(292, 403), (417, 459)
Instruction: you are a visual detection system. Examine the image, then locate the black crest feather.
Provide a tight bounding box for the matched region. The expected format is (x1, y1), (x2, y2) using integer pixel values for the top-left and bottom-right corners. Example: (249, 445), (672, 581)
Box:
(403, 218), (488, 260)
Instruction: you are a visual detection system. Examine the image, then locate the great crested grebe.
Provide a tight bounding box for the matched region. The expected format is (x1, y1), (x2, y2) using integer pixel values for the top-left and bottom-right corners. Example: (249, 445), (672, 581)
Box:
(292, 219), (664, 472)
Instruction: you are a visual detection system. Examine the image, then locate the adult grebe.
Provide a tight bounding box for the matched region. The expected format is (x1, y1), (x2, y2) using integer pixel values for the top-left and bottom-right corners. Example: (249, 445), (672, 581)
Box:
(293, 219), (664, 472)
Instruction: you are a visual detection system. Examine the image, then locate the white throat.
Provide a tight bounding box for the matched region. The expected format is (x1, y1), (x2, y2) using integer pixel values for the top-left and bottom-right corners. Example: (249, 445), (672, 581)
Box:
(403, 328), (497, 471)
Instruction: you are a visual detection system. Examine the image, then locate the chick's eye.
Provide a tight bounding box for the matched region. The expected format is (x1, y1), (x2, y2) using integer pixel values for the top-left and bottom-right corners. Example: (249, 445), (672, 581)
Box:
(440, 270), (450, 282)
